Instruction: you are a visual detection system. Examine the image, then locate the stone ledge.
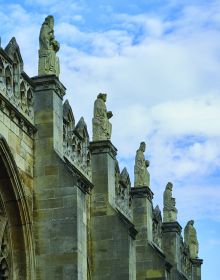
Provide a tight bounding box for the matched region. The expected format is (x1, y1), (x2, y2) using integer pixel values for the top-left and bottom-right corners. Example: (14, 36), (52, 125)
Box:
(32, 75), (66, 100)
(162, 221), (182, 234)
(191, 258), (203, 266)
(64, 156), (93, 194)
(0, 95), (36, 138)
(130, 186), (154, 200)
(89, 140), (117, 158)
(117, 209), (138, 239)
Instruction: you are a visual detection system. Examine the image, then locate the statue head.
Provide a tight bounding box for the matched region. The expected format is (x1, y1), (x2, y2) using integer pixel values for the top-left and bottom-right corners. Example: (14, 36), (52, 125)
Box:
(166, 182), (173, 191)
(97, 93), (107, 102)
(139, 141), (146, 152)
(44, 15), (54, 29)
(189, 220), (194, 226)
(145, 160), (150, 167)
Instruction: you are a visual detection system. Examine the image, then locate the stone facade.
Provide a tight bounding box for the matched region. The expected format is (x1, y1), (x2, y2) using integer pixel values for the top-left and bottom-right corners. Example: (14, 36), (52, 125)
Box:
(0, 16), (203, 280)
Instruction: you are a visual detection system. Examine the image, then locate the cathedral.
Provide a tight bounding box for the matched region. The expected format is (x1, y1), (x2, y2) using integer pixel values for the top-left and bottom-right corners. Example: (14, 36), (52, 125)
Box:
(0, 15), (203, 279)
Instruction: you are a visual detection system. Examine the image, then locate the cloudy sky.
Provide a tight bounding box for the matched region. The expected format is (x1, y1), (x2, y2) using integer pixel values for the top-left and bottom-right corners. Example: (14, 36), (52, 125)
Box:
(1, 0), (220, 278)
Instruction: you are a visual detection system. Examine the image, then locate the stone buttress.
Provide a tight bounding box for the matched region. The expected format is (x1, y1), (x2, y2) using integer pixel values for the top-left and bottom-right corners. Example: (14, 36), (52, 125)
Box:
(32, 74), (93, 279)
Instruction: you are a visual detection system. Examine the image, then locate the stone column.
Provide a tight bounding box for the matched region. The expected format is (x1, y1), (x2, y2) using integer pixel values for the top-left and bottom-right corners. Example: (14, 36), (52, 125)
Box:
(90, 140), (136, 280)
(191, 258), (203, 280)
(162, 222), (182, 273)
(32, 75), (92, 279)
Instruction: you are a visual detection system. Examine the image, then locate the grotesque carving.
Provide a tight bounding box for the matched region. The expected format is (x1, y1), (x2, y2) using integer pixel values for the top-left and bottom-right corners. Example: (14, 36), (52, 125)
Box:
(38, 15), (60, 77)
(163, 182), (178, 222)
(134, 142), (150, 187)
(184, 220), (199, 259)
(92, 93), (112, 141)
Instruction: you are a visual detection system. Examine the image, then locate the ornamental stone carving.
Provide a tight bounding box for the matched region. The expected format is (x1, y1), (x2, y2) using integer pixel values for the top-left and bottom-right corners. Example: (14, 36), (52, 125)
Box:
(184, 220), (199, 259)
(92, 93), (112, 141)
(0, 43), (34, 124)
(63, 100), (91, 180)
(38, 15), (60, 77)
(115, 166), (132, 221)
(153, 205), (162, 248)
(163, 182), (178, 222)
(134, 142), (150, 187)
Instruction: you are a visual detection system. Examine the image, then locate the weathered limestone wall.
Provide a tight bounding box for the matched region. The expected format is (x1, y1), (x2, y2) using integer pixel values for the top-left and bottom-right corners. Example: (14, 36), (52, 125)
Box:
(0, 47), (35, 278)
(33, 75), (91, 279)
(132, 187), (168, 280)
(90, 140), (136, 280)
(0, 109), (34, 203)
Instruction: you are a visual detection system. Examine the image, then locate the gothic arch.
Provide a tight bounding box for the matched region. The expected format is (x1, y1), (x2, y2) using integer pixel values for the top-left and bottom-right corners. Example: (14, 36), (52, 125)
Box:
(0, 135), (34, 279)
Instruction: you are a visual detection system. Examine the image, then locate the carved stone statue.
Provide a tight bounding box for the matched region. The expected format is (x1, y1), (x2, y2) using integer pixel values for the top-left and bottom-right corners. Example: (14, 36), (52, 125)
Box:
(38, 15), (60, 77)
(184, 220), (199, 259)
(163, 182), (177, 222)
(92, 93), (112, 141)
(134, 142), (150, 187)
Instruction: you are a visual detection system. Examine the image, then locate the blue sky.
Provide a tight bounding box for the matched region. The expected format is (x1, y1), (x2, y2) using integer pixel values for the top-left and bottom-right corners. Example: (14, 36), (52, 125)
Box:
(1, 0), (220, 278)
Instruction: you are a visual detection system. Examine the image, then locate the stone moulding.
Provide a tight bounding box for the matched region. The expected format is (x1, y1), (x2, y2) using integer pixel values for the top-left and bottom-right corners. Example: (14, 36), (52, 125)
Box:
(89, 140), (117, 158)
(117, 209), (138, 239)
(0, 93), (37, 138)
(150, 241), (165, 258)
(64, 156), (94, 194)
(32, 74), (66, 99)
(162, 221), (182, 234)
(130, 186), (154, 200)
(0, 40), (35, 120)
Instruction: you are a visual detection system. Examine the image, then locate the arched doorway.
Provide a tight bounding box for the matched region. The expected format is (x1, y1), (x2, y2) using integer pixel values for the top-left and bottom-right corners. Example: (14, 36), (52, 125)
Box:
(0, 135), (34, 279)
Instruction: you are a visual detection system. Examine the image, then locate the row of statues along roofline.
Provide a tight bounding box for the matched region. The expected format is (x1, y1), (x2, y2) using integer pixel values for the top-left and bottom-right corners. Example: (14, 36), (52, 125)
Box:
(39, 15), (199, 260)
(92, 93), (199, 259)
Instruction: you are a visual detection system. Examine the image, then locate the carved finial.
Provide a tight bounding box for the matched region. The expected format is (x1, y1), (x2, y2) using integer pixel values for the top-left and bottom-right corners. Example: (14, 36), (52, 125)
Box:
(92, 93), (113, 141)
(38, 15), (60, 77)
(120, 167), (131, 188)
(154, 205), (161, 218)
(184, 220), (199, 259)
(134, 142), (150, 187)
(163, 182), (178, 222)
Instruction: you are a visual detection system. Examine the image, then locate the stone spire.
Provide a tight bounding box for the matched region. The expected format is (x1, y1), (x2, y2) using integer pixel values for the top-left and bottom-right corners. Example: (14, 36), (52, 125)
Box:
(163, 182), (178, 222)
(38, 15), (60, 77)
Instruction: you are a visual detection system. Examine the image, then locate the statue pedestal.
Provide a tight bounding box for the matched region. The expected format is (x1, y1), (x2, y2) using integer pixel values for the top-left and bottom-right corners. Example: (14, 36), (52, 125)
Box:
(131, 186), (153, 243)
(38, 50), (60, 77)
(89, 140), (136, 280)
(191, 258), (203, 280)
(162, 222), (182, 271)
(132, 186), (165, 279)
(131, 186), (154, 242)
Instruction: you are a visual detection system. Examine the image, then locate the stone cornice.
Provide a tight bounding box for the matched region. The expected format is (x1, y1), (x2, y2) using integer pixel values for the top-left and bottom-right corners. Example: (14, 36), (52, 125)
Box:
(117, 209), (138, 239)
(150, 241), (165, 258)
(191, 258), (203, 266)
(64, 156), (94, 194)
(162, 221), (182, 234)
(0, 93), (37, 138)
(32, 75), (66, 100)
(89, 140), (117, 158)
(130, 186), (154, 200)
